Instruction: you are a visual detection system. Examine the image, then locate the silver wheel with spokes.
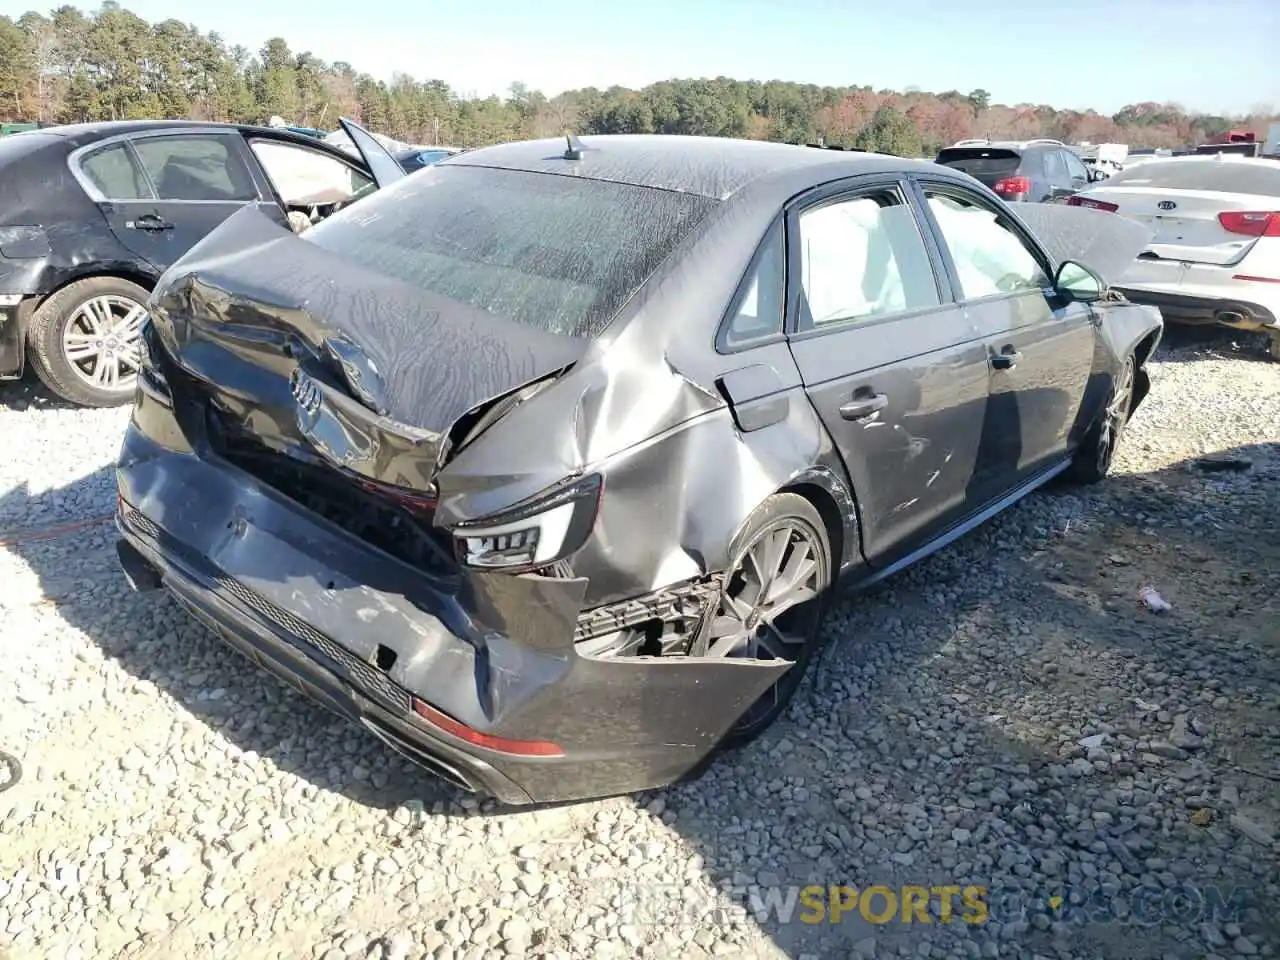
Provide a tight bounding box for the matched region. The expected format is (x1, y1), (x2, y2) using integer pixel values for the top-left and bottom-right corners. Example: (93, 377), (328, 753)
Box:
(27, 276), (152, 407)
(61, 294), (146, 392)
(704, 495), (832, 739)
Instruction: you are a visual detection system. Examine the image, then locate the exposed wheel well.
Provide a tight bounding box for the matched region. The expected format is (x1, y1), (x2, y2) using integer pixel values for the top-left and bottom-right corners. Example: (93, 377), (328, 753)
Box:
(780, 481), (845, 572)
(1130, 330), (1160, 414)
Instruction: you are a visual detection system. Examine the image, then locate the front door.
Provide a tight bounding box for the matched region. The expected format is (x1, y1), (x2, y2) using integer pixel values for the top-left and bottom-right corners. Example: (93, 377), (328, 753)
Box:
(78, 132), (266, 272)
(915, 181), (1095, 501)
(785, 181), (990, 564)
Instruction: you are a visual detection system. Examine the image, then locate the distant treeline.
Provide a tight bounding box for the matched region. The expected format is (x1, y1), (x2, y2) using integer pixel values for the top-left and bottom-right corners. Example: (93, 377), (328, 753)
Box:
(1, 3), (1275, 153)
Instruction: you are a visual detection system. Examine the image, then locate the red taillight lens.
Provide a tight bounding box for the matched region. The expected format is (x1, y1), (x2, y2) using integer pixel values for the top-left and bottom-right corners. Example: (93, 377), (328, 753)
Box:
(358, 478), (438, 514)
(411, 698), (564, 757)
(992, 176), (1031, 196)
(1067, 196), (1119, 213)
(1218, 211), (1280, 237)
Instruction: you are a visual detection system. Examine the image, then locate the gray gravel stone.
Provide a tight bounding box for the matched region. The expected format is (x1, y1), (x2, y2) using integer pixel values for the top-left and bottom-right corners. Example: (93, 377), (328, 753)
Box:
(1, 331), (1277, 960)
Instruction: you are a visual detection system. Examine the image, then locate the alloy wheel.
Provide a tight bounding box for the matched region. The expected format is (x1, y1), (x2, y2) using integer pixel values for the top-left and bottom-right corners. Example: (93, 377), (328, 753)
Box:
(61, 294), (146, 392)
(705, 517), (827, 731)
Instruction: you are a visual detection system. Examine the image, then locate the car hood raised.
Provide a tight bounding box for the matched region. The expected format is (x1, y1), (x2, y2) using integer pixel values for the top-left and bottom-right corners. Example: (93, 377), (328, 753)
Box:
(1013, 203), (1155, 287)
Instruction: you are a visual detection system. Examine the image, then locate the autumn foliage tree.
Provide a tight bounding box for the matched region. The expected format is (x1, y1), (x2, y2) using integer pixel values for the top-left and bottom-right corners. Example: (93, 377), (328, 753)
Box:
(0, 4), (1274, 152)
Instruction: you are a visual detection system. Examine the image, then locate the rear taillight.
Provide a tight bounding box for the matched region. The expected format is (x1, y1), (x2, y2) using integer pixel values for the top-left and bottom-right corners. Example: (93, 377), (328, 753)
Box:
(1067, 196), (1119, 213)
(1217, 211), (1280, 237)
(358, 478), (438, 515)
(992, 176), (1031, 196)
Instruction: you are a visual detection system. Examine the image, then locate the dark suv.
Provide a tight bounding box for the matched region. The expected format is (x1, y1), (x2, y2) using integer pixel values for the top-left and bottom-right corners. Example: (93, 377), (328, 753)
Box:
(935, 138), (1095, 203)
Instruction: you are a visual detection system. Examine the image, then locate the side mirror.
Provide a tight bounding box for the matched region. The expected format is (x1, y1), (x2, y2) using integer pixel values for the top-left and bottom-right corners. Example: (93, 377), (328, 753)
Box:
(1055, 260), (1104, 303)
(1088, 168), (1107, 182)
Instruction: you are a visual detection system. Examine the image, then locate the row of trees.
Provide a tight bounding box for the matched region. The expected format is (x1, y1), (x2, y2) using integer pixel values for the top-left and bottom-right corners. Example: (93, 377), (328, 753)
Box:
(2, 3), (1276, 155)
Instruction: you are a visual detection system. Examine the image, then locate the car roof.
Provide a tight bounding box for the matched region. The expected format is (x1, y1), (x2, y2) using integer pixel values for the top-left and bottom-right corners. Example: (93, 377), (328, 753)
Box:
(445, 134), (938, 200)
(940, 140), (1065, 154)
(35, 119), (337, 151)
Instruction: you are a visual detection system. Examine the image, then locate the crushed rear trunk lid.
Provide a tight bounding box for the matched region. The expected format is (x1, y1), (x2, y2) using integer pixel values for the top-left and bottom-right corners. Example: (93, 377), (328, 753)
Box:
(147, 205), (587, 488)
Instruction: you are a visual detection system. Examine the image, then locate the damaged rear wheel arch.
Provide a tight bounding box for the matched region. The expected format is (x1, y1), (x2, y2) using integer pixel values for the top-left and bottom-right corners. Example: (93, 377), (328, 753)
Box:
(779, 480), (845, 576)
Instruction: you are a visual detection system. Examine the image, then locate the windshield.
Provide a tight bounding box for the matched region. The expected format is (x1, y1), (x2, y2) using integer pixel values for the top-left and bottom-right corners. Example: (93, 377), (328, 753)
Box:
(303, 165), (717, 339)
(1104, 159), (1280, 196)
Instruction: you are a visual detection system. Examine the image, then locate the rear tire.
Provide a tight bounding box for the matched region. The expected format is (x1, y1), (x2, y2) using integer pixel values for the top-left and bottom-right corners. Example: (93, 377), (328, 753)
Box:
(27, 276), (149, 407)
(1070, 354), (1134, 485)
(709, 493), (833, 747)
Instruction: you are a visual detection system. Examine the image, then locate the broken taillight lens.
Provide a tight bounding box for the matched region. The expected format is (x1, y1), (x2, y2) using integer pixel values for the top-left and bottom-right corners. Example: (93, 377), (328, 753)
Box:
(410, 698), (564, 757)
(450, 474), (602, 572)
(357, 478), (438, 514)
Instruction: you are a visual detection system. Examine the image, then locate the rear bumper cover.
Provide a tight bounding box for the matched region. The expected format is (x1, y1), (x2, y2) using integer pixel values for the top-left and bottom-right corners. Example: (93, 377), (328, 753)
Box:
(115, 414), (786, 805)
(1114, 286), (1279, 331)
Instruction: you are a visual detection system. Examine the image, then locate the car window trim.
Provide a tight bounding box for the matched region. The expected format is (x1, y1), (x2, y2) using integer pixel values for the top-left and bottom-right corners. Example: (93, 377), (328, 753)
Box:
(714, 214), (788, 354)
(68, 128), (260, 205)
(907, 175), (1057, 308)
(782, 175), (954, 341)
(70, 140), (156, 203)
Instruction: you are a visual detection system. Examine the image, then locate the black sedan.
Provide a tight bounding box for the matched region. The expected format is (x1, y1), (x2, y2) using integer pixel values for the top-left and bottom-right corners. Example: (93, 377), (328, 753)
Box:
(0, 118), (403, 407)
(115, 135), (1163, 805)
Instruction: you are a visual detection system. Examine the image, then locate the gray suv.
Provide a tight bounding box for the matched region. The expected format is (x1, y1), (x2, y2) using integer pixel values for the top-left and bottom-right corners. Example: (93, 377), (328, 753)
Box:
(935, 138), (1096, 203)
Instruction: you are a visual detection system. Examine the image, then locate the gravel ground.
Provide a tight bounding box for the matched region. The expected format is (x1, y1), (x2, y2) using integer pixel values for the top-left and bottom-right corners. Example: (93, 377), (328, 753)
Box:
(1, 329), (1277, 960)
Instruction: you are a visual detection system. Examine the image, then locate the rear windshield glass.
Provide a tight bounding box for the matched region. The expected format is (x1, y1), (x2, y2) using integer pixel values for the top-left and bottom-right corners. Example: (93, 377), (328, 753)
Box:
(303, 165), (717, 339)
(1105, 160), (1280, 196)
(934, 148), (1022, 177)
(0, 132), (60, 165)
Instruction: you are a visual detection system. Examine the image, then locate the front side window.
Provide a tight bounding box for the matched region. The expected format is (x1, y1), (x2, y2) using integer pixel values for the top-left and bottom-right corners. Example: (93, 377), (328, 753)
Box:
(131, 135), (257, 202)
(924, 190), (1049, 300)
(303, 165), (717, 340)
(724, 225), (784, 346)
(796, 189), (940, 330)
(80, 144), (151, 200)
(251, 140), (373, 206)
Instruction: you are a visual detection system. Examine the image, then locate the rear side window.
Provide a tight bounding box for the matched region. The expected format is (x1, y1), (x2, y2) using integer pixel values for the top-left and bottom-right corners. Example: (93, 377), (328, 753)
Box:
(724, 224), (785, 346)
(81, 144), (151, 200)
(303, 166), (717, 339)
(1104, 159), (1280, 196)
(796, 189), (940, 330)
(131, 135), (257, 202)
(935, 148), (1022, 178)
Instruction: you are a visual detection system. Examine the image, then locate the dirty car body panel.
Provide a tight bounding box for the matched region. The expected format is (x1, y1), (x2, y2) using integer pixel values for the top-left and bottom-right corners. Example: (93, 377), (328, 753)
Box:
(115, 135), (1163, 804)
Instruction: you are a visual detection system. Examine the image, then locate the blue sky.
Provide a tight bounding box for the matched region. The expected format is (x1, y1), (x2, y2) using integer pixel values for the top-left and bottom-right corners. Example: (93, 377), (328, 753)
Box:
(6, 0), (1277, 114)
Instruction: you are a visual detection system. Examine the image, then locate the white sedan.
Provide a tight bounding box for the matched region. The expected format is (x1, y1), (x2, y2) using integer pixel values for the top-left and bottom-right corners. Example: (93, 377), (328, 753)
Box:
(1067, 154), (1280, 358)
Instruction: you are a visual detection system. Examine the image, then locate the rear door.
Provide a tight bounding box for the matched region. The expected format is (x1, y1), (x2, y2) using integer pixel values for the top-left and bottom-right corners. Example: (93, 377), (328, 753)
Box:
(915, 179), (1095, 495)
(75, 131), (267, 272)
(785, 178), (990, 564)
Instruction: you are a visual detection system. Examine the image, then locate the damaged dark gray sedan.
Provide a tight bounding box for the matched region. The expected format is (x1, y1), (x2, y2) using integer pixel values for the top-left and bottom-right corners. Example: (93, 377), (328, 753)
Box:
(115, 135), (1163, 805)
